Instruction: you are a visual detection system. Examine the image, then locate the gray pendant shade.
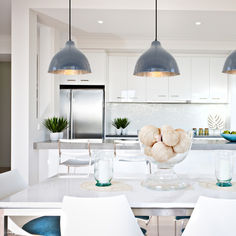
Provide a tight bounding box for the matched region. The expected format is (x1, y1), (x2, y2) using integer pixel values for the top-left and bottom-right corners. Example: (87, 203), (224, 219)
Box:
(48, 40), (91, 75)
(134, 41), (180, 77)
(222, 50), (236, 74)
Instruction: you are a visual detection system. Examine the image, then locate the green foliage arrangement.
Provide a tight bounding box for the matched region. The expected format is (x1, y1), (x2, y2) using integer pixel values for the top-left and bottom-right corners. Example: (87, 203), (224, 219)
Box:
(112, 117), (130, 129)
(43, 117), (69, 133)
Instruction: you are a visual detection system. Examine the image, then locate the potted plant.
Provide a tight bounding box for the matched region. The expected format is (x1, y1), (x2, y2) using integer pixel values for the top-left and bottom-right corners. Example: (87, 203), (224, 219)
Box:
(43, 117), (69, 141)
(112, 117), (130, 135)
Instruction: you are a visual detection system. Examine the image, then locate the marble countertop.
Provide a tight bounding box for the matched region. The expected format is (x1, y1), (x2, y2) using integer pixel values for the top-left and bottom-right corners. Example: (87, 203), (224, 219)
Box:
(33, 138), (236, 150)
(1, 175), (236, 210)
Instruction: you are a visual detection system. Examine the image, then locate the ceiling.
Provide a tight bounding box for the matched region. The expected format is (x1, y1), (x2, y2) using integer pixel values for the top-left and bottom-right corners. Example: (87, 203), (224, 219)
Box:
(2, 0), (236, 43)
(36, 8), (236, 42)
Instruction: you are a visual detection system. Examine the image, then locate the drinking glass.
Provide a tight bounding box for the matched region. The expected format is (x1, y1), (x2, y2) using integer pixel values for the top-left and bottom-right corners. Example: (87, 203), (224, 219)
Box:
(94, 150), (114, 187)
(215, 151), (233, 187)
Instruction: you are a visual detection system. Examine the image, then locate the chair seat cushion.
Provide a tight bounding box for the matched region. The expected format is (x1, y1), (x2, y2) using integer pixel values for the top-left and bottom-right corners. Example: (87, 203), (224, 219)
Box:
(61, 159), (94, 166)
(22, 216), (60, 236)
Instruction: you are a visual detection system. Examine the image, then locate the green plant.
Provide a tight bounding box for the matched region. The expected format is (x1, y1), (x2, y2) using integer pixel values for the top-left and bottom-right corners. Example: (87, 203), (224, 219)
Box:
(43, 117), (69, 133)
(112, 117), (130, 129)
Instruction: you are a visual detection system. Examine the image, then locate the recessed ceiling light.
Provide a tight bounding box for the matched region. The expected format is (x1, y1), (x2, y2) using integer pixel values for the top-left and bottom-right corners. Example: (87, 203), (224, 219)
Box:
(195, 21), (202, 26)
(97, 20), (103, 24)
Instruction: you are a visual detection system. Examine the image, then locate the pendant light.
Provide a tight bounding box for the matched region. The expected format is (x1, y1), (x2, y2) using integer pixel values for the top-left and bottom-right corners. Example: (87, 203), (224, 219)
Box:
(48, 0), (91, 75)
(134, 0), (179, 77)
(222, 50), (236, 74)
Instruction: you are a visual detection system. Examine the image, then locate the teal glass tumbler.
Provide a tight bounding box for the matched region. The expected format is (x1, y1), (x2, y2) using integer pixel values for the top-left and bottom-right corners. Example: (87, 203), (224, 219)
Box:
(215, 151), (233, 187)
(94, 151), (114, 187)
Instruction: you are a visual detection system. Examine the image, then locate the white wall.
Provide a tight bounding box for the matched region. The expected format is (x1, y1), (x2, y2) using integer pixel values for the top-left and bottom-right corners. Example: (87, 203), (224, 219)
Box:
(0, 35), (11, 54)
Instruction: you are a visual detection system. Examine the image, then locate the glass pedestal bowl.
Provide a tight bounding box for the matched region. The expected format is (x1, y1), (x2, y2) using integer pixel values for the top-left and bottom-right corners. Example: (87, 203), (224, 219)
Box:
(141, 132), (193, 191)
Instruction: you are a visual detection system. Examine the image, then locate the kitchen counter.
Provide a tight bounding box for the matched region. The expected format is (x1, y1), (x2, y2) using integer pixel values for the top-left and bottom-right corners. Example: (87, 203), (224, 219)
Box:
(33, 138), (236, 150)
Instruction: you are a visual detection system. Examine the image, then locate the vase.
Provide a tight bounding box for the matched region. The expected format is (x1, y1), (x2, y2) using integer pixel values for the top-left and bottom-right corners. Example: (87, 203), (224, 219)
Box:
(141, 132), (193, 191)
(116, 128), (122, 136)
(93, 150), (114, 187)
(50, 132), (61, 141)
(59, 132), (64, 139)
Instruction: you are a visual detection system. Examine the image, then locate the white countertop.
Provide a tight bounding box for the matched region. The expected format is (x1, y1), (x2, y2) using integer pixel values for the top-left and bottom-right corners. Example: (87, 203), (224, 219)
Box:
(1, 175), (236, 210)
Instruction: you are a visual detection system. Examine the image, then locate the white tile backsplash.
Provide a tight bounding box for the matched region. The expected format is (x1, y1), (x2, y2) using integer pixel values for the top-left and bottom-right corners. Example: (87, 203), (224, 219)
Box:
(106, 103), (230, 135)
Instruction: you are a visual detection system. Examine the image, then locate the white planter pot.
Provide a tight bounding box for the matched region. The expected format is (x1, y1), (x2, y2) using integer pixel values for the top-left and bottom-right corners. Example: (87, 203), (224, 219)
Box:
(50, 132), (61, 141)
(59, 132), (64, 139)
(116, 128), (122, 136)
(122, 128), (127, 135)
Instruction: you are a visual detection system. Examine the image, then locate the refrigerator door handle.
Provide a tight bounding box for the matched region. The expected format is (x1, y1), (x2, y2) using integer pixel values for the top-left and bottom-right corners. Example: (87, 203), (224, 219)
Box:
(70, 90), (73, 139)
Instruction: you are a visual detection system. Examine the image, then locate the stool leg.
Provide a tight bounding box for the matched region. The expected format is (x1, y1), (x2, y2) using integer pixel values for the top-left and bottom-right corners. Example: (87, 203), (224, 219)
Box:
(157, 216), (159, 236)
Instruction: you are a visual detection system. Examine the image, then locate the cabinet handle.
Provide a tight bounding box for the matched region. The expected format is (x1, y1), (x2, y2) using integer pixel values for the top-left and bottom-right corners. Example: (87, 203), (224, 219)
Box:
(212, 98), (220, 100)
(158, 95), (167, 97)
(117, 96), (126, 99)
(200, 98), (208, 100)
(80, 79), (89, 82)
(171, 95), (179, 97)
(67, 79), (76, 82)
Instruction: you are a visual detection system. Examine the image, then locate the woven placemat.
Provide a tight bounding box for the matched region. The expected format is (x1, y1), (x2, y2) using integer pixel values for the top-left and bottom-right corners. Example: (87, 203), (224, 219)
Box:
(199, 181), (236, 192)
(80, 181), (133, 192)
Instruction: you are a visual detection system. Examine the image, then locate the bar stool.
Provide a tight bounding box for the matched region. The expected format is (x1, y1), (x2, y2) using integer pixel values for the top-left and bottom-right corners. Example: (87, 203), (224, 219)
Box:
(58, 139), (93, 176)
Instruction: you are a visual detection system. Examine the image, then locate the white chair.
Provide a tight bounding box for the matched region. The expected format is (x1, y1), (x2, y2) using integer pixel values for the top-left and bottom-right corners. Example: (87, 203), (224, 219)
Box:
(0, 170), (32, 235)
(61, 195), (144, 236)
(182, 196), (236, 236)
(58, 139), (93, 176)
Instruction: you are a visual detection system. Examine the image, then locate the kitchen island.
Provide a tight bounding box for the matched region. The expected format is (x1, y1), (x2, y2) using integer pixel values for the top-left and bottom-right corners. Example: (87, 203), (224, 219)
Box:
(34, 137), (236, 150)
(33, 137), (236, 184)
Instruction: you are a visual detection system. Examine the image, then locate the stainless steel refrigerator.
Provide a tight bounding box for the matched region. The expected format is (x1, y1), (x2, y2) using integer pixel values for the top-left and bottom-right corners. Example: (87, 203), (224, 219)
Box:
(60, 85), (105, 139)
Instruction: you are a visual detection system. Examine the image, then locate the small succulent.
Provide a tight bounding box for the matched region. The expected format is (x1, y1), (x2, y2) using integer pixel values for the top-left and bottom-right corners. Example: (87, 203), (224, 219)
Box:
(112, 118), (130, 129)
(43, 117), (69, 133)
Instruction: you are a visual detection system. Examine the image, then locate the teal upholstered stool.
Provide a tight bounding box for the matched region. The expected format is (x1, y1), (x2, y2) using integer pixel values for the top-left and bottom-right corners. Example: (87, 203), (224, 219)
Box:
(22, 216), (60, 236)
(23, 216), (146, 236)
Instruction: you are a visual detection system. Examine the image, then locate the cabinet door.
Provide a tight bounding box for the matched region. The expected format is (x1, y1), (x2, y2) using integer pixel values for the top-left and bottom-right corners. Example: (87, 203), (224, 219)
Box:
(169, 57), (191, 101)
(210, 57), (228, 103)
(191, 57), (210, 102)
(127, 56), (146, 102)
(146, 77), (169, 101)
(79, 52), (106, 84)
(108, 56), (128, 102)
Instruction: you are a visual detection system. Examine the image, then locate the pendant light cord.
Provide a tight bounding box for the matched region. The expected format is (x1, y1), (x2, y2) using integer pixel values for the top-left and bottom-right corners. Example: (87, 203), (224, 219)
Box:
(69, 0), (71, 41)
(155, 0), (158, 41)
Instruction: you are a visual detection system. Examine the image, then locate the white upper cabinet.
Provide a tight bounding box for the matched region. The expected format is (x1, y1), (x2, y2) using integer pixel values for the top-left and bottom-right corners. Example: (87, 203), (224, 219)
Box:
(209, 57), (228, 103)
(60, 51), (106, 85)
(108, 55), (128, 102)
(127, 56), (146, 102)
(191, 57), (210, 102)
(146, 77), (169, 101)
(169, 57), (191, 101)
(107, 54), (228, 103)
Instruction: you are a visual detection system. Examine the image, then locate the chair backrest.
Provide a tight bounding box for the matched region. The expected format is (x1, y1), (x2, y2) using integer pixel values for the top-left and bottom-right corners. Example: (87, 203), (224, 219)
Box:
(61, 195), (143, 236)
(182, 196), (236, 236)
(58, 139), (91, 161)
(0, 169), (27, 200)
